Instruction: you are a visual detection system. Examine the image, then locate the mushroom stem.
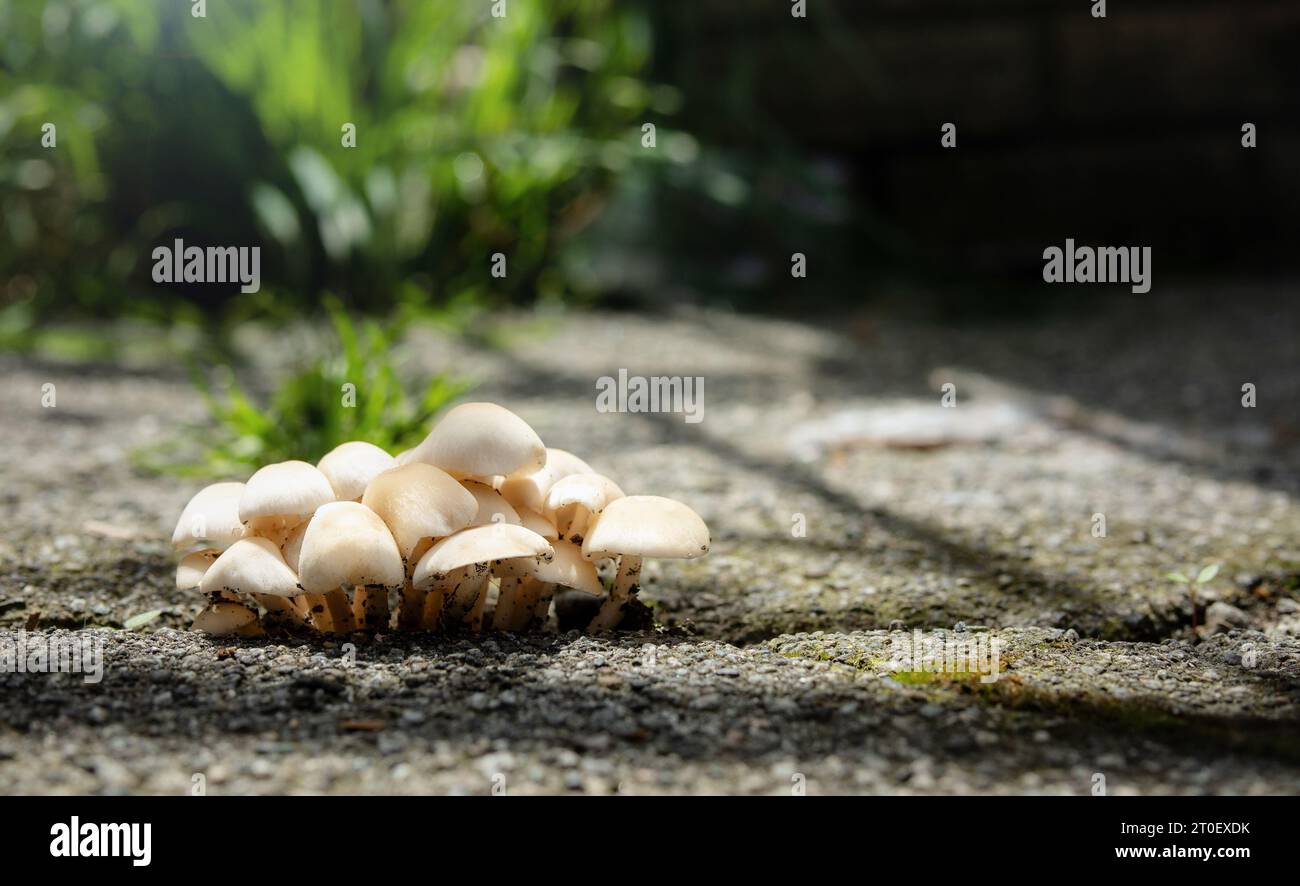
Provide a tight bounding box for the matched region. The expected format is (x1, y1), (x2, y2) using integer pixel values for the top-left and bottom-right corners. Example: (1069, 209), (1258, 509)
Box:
(464, 574), (490, 633)
(491, 576), (528, 632)
(418, 579), (449, 632)
(420, 566), (469, 631)
(509, 578), (543, 632)
(253, 593), (300, 631)
(557, 506), (575, 540)
(302, 594), (333, 632)
(292, 596), (312, 631)
(567, 515), (590, 544)
(588, 555), (642, 632)
(397, 580), (427, 632)
(427, 567), (460, 626)
(441, 565), (488, 629)
(528, 581), (557, 631)
(236, 620), (266, 638)
(560, 505), (592, 544)
(322, 589), (357, 634)
(352, 585), (391, 632)
(193, 600), (260, 636)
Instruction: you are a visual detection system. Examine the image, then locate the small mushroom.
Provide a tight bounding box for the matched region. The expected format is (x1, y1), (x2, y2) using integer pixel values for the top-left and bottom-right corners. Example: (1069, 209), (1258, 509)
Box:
(239, 460), (336, 544)
(176, 548), (221, 590)
(172, 482), (246, 549)
(412, 524), (553, 633)
(409, 402), (546, 480)
(582, 495), (710, 632)
(193, 601), (262, 637)
(316, 441), (395, 501)
(543, 473), (624, 543)
(297, 501), (405, 632)
(198, 537), (306, 631)
(498, 447), (593, 514)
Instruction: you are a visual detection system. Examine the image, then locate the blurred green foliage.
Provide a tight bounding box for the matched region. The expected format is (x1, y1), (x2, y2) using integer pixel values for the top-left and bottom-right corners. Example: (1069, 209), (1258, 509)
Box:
(135, 297), (470, 477)
(0, 0), (660, 322)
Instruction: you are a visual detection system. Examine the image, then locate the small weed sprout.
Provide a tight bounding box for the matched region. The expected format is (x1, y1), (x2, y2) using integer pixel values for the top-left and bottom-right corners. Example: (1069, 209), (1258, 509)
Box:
(1167, 563), (1220, 633)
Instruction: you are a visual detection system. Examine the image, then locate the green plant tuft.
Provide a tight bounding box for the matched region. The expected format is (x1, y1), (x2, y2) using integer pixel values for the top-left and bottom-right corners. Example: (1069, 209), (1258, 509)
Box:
(135, 298), (470, 477)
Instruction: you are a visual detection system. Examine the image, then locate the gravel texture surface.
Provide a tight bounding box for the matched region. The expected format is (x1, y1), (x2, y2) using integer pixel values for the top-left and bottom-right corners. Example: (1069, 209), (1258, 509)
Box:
(2, 286), (1299, 794)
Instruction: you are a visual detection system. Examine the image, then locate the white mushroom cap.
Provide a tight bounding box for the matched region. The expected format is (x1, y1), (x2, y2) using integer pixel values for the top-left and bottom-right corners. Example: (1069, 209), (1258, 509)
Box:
(411, 524), (553, 589)
(410, 402), (546, 480)
(582, 495), (711, 561)
(544, 448), (594, 477)
(544, 473), (624, 526)
(238, 460), (336, 524)
(316, 441), (395, 501)
(193, 602), (259, 635)
(172, 482), (246, 549)
(242, 517), (306, 548)
(281, 519), (308, 572)
(199, 537), (303, 598)
(176, 548), (221, 590)
(462, 480), (521, 527)
(517, 507), (558, 540)
(534, 539), (603, 595)
(498, 447), (593, 513)
(298, 501), (405, 595)
(360, 463), (477, 559)
(392, 448), (418, 466)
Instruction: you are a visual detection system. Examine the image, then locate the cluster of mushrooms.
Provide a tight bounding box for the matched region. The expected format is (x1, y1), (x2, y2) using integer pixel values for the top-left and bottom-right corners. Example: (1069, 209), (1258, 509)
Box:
(172, 402), (710, 637)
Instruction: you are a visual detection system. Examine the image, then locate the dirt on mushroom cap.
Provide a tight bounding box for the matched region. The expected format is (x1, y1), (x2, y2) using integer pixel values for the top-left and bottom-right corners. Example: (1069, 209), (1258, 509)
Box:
(199, 537), (302, 598)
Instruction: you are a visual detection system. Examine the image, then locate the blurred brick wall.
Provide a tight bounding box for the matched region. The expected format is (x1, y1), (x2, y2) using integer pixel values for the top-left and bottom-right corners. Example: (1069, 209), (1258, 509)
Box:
(656, 0), (1300, 273)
